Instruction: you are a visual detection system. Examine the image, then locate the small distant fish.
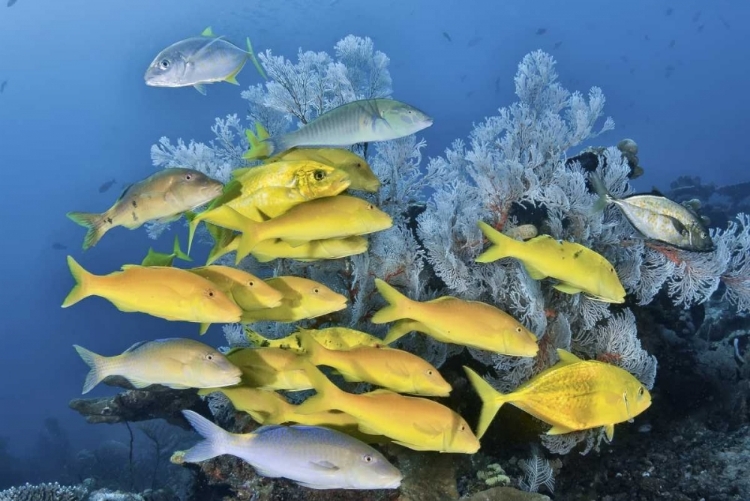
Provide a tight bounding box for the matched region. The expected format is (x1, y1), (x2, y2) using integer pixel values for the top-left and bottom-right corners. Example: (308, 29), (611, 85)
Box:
(145, 27), (267, 95)
(665, 7), (673, 16)
(665, 65), (675, 78)
(630, 68), (636, 75)
(494, 77), (500, 93)
(0, 80), (7, 93)
(719, 16), (730, 29)
(460, 74), (467, 82)
(697, 24), (705, 33)
(7, 0), (17, 7)
(98, 178), (116, 193)
(141, 235), (192, 267)
(467, 36), (483, 47)
(179, 410), (403, 490)
(52, 242), (67, 250)
(536, 28), (547, 35)
(644, 34), (650, 41)
(553, 41), (563, 49)
(668, 39), (676, 48)
(692, 11), (702, 22)
(620, 55), (629, 63)
(442, 31), (452, 42)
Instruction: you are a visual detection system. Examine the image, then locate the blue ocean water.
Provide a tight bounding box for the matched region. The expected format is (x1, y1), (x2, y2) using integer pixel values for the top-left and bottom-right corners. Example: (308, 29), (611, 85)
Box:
(0, 0), (748, 491)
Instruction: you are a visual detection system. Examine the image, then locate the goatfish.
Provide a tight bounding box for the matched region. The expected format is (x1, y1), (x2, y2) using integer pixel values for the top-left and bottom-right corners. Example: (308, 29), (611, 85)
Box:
(240, 276), (347, 323)
(591, 173), (714, 252)
(74, 338), (241, 394)
(144, 27), (266, 95)
(464, 349), (652, 441)
(299, 332), (451, 396)
(141, 235), (191, 267)
(62, 256), (241, 325)
(234, 195), (393, 264)
(179, 410), (403, 490)
(296, 363), (480, 454)
(244, 124), (381, 192)
(67, 168), (222, 250)
(244, 326), (384, 352)
(226, 347), (312, 391)
(371, 278), (538, 357)
(243, 98), (433, 160)
(476, 221), (626, 303)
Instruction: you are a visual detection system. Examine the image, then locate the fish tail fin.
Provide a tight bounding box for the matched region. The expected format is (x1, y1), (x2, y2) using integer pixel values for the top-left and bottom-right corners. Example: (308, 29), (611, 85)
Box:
(475, 221), (519, 263)
(255, 122), (271, 140)
(206, 224), (237, 265)
(370, 278), (412, 324)
(297, 330), (324, 364)
(463, 366), (508, 440)
(67, 211), (106, 250)
(172, 234), (192, 263)
(62, 256), (95, 308)
(243, 326), (272, 347)
(590, 172), (613, 213)
(295, 362), (344, 415)
(235, 215), (262, 264)
(73, 344), (110, 394)
(245, 37), (267, 80)
(185, 211), (202, 255)
(181, 410), (236, 463)
(243, 125), (274, 160)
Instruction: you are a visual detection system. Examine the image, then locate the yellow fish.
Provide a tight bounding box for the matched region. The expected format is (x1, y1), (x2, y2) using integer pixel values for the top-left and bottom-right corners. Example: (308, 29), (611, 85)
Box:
(371, 278), (538, 357)
(244, 326), (384, 353)
(476, 221), (626, 303)
(240, 276), (347, 323)
(464, 349), (652, 441)
(140, 234), (192, 267)
(235, 195), (392, 263)
(61, 256), (241, 324)
(296, 362), (480, 454)
(226, 347), (312, 391)
(68, 168), (223, 250)
(299, 332), (451, 396)
(188, 265), (283, 310)
(74, 338), (241, 394)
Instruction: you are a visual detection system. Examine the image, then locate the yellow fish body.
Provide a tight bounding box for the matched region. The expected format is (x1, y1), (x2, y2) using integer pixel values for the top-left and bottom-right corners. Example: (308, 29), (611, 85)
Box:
(188, 265), (283, 310)
(226, 347), (312, 391)
(476, 221), (626, 303)
(61, 257), (242, 324)
(464, 349), (652, 440)
(244, 326), (384, 353)
(235, 195), (393, 263)
(371, 278), (538, 357)
(74, 338), (241, 394)
(240, 276), (347, 323)
(299, 332), (451, 396)
(297, 363), (479, 454)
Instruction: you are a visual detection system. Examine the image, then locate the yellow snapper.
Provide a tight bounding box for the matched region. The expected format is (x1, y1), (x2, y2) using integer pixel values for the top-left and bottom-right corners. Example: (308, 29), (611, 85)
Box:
(296, 362), (479, 454)
(188, 265), (283, 310)
(240, 276), (347, 323)
(180, 410), (402, 490)
(476, 221), (626, 303)
(74, 338), (241, 394)
(464, 349), (652, 441)
(62, 256), (241, 324)
(144, 27), (266, 95)
(141, 235), (191, 267)
(244, 326), (384, 353)
(235, 195), (393, 264)
(246, 124), (381, 192)
(67, 168), (222, 250)
(299, 332), (451, 397)
(243, 98), (433, 160)
(371, 278), (538, 357)
(226, 347), (312, 391)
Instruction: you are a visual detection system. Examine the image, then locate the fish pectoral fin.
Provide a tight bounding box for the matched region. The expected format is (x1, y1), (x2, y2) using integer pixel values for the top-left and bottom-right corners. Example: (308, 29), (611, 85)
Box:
(309, 460), (340, 471)
(413, 421), (443, 438)
(164, 383), (191, 390)
(604, 424), (615, 442)
(385, 360), (411, 378)
(193, 84), (207, 95)
(523, 264), (548, 280)
(357, 422), (382, 436)
(546, 425), (575, 435)
(553, 283), (584, 295)
(126, 377), (154, 389)
(154, 213), (183, 224)
(667, 215), (687, 234)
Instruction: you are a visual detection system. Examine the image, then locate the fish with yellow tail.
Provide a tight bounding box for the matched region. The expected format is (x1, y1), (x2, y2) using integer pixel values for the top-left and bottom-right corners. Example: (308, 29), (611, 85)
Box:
(243, 98), (433, 160)
(463, 349), (652, 441)
(234, 195), (392, 264)
(245, 124), (381, 192)
(62, 256), (241, 325)
(179, 410), (402, 490)
(295, 362), (479, 453)
(298, 331), (451, 397)
(371, 278), (538, 357)
(244, 326), (384, 353)
(476, 221), (626, 303)
(74, 338), (241, 394)
(140, 235), (192, 267)
(67, 168), (222, 250)
(225, 347), (313, 391)
(240, 276), (347, 323)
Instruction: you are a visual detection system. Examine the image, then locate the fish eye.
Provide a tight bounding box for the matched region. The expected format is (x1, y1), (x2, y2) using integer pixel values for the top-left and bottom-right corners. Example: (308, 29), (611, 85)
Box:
(356, 162), (362, 168)
(368, 204), (374, 210)
(208, 290), (215, 297)
(159, 59), (170, 69)
(363, 454), (373, 463)
(701, 232), (706, 238)
(248, 280), (255, 286)
(427, 370), (433, 376)
(516, 327), (522, 333)
(185, 174), (193, 181)
(313, 170), (326, 181)
(459, 424), (466, 431)
(313, 287), (320, 294)
(206, 354), (214, 361)
(610, 267), (614, 273)
(638, 387), (645, 397)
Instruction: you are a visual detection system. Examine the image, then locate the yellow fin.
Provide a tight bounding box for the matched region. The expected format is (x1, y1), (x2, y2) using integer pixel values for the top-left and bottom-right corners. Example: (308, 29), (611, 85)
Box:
(201, 26), (215, 37)
(199, 323), (211, 335)
(523, 263), (547, 280)
(463, 366), (506, 440)
(604, 425), (615, 442)
(553, 283), (583, 295)
(556, 349), (583, 365)
(546, 425), (575, 435)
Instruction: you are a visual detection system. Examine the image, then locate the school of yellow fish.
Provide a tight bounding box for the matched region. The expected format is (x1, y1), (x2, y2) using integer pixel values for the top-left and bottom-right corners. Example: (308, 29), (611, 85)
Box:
(62, 97), (652, 488)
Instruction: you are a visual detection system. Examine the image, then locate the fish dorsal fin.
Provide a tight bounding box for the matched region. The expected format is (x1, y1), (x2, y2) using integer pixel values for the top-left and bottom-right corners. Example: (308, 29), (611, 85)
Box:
(116, 183), (134, 201)
(649, 187), (665, 196)
(427, 296), (456, 304)
(201, 26), (215, 37)
(124, 340), (149, 353)
(556, 349), (582, 365)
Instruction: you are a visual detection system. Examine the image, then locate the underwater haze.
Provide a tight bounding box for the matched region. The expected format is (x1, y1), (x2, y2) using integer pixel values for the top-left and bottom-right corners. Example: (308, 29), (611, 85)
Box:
(1, 0), (749, 497)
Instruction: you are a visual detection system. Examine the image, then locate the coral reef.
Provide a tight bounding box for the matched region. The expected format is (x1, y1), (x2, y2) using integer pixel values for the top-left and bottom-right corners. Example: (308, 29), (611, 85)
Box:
(0, 482), (87, 501)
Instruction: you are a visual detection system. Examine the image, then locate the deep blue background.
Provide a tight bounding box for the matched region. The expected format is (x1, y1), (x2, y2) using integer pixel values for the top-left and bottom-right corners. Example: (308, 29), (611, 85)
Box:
(0, 0), (747, 457)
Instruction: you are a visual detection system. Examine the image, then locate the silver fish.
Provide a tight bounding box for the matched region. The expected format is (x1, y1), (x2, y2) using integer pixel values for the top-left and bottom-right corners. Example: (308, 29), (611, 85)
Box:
(181, 410), (402, 490)
(74, 339), (241, 394)
(145, 27), (266, 95)
(246, 98), (433, 159)
(592, 174), (713, 252)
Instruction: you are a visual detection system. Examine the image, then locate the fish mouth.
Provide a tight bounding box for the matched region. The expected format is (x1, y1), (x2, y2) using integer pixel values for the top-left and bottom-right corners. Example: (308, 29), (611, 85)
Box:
(382, 476), (402, 489)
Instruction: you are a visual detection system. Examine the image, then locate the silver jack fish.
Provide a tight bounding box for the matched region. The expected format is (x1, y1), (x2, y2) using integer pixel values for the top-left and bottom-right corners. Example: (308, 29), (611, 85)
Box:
(244, 98), (433, 159)
(180, 410), (402, 490)
(591, 173), (714, 252)
(145, 27), (266, 95)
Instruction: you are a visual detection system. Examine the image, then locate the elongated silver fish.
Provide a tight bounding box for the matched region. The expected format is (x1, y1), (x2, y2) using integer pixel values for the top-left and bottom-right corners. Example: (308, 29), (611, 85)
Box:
(244, 98), (433, 159)
(145, 27), (266, 95)
(180, 410), (402, 490)
(591, 173), (713, 252)
(74, 339), (241, 394)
